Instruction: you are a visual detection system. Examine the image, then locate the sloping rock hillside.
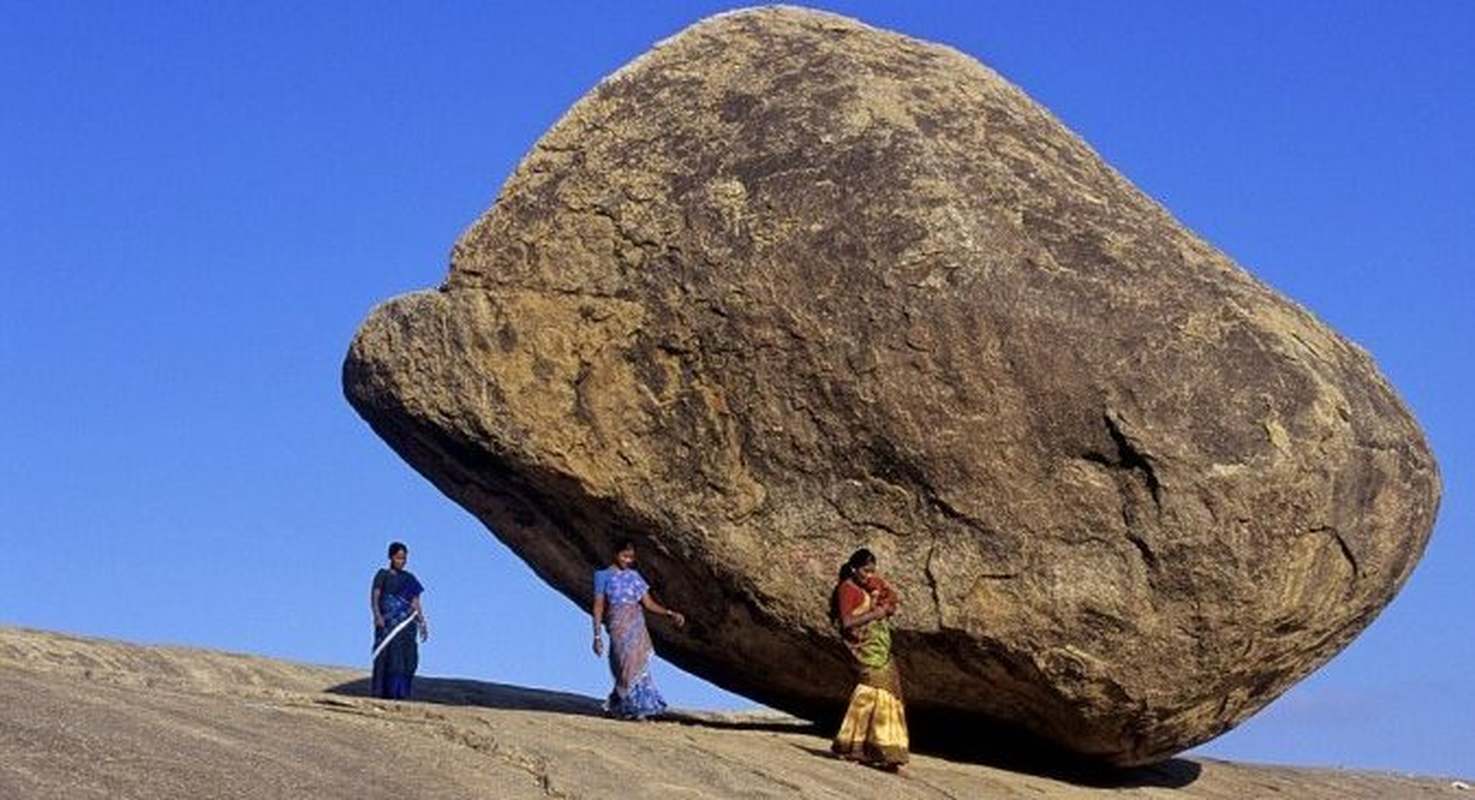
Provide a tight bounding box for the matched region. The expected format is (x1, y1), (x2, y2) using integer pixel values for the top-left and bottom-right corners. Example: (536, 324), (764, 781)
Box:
(1, 627), (1464, 799)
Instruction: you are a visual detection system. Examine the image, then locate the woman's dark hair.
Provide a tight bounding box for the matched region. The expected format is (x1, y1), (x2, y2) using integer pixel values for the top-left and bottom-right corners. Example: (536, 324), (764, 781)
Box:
(839, 548), (876, 581)
(611, 538), (636, 558)
(828, 548), (877, 624)
(387, 541), (408, 559)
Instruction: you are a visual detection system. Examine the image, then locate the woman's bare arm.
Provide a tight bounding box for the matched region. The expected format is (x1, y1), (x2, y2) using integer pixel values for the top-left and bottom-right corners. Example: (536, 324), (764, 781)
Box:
(640, 593), (686, 628)
(592, 594), (606, 655)
(840, 586), (895, 630)
(411, 595), (429, 641)
(842, 606), (891, 629)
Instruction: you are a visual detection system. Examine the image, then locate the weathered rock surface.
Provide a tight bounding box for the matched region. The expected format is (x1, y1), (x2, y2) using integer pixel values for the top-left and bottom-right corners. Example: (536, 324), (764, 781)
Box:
(3, 627), (1466, 799)
(342, 6), (1440, 766)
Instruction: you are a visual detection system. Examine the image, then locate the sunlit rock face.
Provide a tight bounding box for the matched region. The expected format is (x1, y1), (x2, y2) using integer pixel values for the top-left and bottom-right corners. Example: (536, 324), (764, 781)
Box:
(344, 7), (1439, 766)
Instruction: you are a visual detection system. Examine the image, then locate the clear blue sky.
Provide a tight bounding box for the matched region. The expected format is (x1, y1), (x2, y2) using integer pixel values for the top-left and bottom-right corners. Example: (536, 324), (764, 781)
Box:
(2, 1), (1470, 779)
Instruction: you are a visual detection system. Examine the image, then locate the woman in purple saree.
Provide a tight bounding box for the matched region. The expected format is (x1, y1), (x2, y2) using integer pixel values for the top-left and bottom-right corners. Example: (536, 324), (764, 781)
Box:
(591, 540), (686, 720)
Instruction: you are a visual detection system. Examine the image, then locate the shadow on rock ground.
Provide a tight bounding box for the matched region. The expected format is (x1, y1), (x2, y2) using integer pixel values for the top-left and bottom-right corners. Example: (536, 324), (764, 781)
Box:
(332, 675), (1200, 789)
(330, 676), (828, 735)
(328, 676), (605, 717)
(908, 717), (1204, 789)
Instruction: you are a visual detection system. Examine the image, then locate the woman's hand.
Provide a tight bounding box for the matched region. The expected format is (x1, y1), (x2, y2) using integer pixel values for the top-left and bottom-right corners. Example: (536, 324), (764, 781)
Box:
(593, 634), (604, 657)
(418, 621), (430, 642)
(668, 610), (686, 628)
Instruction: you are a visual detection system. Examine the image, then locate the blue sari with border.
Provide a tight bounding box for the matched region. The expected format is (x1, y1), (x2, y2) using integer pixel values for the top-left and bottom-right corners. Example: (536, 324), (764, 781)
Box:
(372, 568), (424, 700)
(595, 567), (668, 719)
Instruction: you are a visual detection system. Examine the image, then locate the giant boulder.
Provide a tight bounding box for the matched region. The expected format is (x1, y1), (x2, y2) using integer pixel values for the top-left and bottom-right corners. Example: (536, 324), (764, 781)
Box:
(343, 7), (1440, 766)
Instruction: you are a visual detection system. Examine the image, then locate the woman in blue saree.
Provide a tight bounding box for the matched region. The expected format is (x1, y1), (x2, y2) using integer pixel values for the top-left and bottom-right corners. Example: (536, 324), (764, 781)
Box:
(591, 540), (686, 720)
(371, 541), (428, 700)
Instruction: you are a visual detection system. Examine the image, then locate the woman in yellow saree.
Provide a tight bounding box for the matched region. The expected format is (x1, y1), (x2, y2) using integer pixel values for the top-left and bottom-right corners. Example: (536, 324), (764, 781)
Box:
(829, 548), (909, 770)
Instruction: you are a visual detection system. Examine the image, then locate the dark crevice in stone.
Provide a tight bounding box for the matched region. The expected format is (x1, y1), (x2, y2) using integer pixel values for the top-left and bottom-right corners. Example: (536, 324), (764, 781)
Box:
(1313, 525), (1362, 582)
(1081, 412), (1165, 572)
(1125, 531), (1159, 570)
(924, 535), (944, 628)
(1103, 412), (1162, 511)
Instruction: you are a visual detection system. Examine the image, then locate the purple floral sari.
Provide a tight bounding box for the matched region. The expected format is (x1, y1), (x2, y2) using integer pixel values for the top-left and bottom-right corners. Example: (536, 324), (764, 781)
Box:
(595, 567), (668, 719)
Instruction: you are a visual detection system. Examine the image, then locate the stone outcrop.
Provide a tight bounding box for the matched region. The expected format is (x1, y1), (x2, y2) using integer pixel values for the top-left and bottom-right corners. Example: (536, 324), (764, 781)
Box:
(342, 6), (1440, 765)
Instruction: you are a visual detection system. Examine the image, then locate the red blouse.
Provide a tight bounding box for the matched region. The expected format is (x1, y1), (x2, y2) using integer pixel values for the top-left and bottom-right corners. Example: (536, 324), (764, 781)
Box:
(835, 579), (871, 623)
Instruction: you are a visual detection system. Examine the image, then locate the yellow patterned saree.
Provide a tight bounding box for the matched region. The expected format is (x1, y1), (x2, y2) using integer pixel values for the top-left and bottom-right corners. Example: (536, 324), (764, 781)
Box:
(832, 579), (909, 767)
